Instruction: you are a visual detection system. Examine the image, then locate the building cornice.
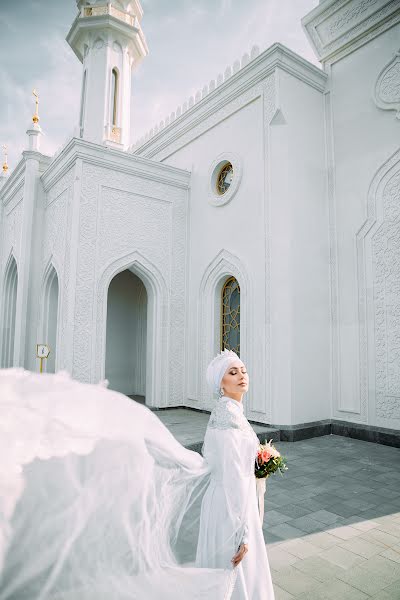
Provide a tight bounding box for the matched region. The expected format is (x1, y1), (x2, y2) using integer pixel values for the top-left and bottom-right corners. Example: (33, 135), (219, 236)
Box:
(302, 0), (400, 64)
(132, 43), (327, 160)
(40, 138), (191, 192)
(0, 153), (51, 206)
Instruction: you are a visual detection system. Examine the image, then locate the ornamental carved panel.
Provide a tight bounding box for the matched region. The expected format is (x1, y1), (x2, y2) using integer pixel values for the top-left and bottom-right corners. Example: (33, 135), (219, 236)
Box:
(372, 169), (400, 420)
(374, 49), (400, 119)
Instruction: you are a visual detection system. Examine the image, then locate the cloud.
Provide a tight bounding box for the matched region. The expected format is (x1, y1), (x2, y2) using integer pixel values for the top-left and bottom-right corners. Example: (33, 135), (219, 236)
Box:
(0, 0), (320, 172)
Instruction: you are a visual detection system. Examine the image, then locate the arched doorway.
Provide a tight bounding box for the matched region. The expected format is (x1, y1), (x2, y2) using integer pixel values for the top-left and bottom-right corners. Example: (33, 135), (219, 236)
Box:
(105, 269), (147, 401)
(1, 256), (18, 368)
(42, 266), (59, 373)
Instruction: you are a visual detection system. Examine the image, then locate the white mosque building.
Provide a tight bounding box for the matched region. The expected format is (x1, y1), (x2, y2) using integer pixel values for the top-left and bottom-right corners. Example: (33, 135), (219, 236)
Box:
(0, 0), (399, 441)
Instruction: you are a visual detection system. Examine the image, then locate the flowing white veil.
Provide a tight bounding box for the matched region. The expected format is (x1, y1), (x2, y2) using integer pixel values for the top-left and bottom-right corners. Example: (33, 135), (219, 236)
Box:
(0, 369), (245, 599)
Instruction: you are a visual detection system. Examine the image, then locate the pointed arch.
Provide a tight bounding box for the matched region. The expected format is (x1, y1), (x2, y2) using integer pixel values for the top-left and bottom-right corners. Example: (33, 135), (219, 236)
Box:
(40, 260), (60, 373)
(94, 250), (169, 407)
(1, 253), (18, 368)
(197, 250), (252, 409)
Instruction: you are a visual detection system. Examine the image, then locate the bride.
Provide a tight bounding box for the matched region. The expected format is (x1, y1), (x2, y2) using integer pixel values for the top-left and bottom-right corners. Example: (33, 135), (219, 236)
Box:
(197, 349), (275, 599)
(0, 350), (274, 599)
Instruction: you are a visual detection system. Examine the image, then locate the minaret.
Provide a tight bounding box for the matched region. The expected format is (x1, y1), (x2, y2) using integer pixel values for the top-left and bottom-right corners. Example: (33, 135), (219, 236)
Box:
(67, 0), (148, 150)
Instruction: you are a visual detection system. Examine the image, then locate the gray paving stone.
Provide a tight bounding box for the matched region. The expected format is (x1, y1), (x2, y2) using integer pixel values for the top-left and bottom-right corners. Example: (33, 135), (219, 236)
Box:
(335, 555), (400, 595)
(267, 546), (299, 571)
(272, 584), (295, 599)
(380, 545), (400, 564)
(360, 528), (400, 548)
(370, 580), (400, 600)
(275, 503), (317, 519)
(337, 536), (387, 559)
(277, 538), (322, 559)
(308, 510), (344, 525)
(305, 530), (341, 550)
(296, 578), (370, 599)
(319, 545), (366, 569)
(288, 515), (326, 534)
(158, 413), (400, 598)
(271, 564), (322, 596)
(329, 524), (364, 541)
(371, 579), (400, 599)
(292, 555), (347, 583)
(268, 522), (308, 541)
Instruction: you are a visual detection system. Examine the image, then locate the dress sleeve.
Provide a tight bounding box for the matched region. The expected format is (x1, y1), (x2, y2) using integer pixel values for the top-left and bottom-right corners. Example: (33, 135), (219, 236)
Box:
(203, 423), (254, 550)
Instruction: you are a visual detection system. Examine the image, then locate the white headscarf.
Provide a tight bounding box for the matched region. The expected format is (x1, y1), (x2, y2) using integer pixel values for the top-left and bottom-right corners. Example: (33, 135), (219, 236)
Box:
(206, 349), (241, 396)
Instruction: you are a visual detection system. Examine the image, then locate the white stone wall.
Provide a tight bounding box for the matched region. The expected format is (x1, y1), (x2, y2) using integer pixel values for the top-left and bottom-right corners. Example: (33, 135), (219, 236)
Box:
(273, 69), (330, 426)
(46, 141), (191, 409)
(33, 167), (75, 373)
(326, 24), (400, 429)
(134, 46), (329, 426)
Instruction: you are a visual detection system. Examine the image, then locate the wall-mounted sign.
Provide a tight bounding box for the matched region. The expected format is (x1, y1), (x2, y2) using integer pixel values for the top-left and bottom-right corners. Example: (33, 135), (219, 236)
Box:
(36, 344), (50, 372)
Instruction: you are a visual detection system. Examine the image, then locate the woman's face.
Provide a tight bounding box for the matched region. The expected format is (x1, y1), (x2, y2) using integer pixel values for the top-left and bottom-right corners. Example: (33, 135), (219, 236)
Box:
(221, 360), (249, 396)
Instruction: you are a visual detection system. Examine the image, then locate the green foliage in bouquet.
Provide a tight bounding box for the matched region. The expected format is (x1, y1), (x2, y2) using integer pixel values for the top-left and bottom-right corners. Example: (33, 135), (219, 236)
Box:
(255, 439), (288, 479)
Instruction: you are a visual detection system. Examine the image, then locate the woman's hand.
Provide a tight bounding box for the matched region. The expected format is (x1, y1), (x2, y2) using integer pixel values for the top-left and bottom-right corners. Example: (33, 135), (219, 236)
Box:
(231, 543), (248, 567)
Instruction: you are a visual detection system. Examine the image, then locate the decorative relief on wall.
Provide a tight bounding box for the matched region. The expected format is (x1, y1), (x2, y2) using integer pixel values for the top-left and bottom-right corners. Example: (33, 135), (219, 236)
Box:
(303, 0), (400, 63)
(43, 190), (68, 271)
(43, 169), (74, 371)
(372, 169), (400, 421)
(1, 196), (23, 275)
(72, 163), (99, 382)
(98, 186), (171, 269)
(325, 0), (379, 38)
(357, 150), (400, 426)
(374, 49), (400, 119)
(71, 161), (187, 407)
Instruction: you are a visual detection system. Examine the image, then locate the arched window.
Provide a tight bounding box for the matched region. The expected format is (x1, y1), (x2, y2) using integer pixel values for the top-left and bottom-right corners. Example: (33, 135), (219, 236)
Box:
(42, 265), (59, 373)
(221, 276), (240, 356)
(1, 256), (18, 367)
(111, 68), (119, 126)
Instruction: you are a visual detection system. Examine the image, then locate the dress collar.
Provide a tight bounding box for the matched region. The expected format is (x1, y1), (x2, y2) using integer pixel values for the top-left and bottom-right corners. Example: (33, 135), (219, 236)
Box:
(219, 395), (244, 413)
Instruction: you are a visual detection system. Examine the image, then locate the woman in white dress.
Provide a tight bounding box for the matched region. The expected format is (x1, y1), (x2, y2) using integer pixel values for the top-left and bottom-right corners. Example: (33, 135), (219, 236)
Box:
(196, 349), (275, 599)
(0, 353), (274, 599)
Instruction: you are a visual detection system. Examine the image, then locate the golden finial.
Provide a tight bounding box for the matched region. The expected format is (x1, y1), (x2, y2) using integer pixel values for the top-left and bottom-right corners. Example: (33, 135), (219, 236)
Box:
(2, 144), (8, 174)
(32, 89), (39, 124)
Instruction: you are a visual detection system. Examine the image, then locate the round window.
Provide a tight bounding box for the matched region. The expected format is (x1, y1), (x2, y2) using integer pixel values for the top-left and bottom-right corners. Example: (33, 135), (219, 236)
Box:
(216, 162), (233, 195)
(208, 153), (242, 207)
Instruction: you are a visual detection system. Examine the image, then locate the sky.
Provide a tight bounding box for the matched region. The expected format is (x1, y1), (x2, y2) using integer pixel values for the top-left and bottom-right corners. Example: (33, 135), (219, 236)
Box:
(0, 0), (320, 171)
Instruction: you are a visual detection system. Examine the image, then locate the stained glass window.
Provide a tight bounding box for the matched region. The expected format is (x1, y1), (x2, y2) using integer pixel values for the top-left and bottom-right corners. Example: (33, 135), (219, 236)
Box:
(216, 162), (233, 195)
(221, 276), (240, 356)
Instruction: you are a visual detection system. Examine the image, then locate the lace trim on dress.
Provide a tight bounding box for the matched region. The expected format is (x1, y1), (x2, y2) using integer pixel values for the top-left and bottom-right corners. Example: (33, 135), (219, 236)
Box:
(208, 399), (257, 440)
(201, 398), (259, 456)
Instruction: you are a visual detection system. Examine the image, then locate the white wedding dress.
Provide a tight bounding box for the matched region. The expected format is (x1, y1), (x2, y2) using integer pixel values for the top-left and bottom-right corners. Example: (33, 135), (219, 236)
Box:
(0, 370), (274, 599)
(196, 396), (275, 599)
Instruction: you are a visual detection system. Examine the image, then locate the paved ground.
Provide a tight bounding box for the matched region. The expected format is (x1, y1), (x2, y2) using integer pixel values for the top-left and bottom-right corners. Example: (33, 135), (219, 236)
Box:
(154, 408), (400, 599)
(262, 435), (400, 599)
(152, 406), (278, 447)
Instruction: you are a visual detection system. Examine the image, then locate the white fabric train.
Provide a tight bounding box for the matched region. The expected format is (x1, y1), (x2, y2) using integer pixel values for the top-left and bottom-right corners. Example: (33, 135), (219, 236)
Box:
(0, 369), (274, 599)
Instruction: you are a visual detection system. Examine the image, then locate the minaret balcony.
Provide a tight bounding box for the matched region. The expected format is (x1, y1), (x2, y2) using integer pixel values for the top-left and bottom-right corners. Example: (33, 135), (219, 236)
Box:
(81, 4), (138, 28)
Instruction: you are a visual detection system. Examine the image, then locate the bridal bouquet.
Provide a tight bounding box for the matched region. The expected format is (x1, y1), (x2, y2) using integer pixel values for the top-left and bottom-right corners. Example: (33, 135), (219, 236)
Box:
(255, 439), (288, 479)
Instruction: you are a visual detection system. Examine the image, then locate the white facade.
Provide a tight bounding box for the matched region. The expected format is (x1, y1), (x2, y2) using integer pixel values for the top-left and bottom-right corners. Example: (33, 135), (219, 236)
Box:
(0, 0), (399, 431)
